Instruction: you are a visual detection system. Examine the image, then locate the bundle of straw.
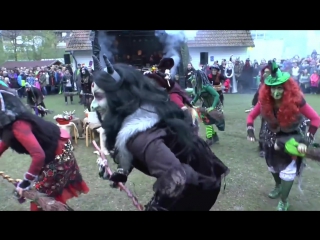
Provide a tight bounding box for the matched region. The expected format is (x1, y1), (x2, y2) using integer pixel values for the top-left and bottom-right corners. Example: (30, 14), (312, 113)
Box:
(0, 171), (69, 211)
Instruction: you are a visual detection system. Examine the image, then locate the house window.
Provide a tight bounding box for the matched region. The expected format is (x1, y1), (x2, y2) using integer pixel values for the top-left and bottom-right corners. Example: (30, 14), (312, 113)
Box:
(200, 52), (208, 65)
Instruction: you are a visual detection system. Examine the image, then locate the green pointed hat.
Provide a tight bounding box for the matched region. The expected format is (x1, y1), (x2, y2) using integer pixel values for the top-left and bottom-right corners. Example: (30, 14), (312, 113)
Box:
(264, 61), (290, 86)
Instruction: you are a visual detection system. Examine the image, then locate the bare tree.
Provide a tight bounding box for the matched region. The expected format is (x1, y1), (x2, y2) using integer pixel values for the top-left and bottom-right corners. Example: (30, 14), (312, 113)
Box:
(22, 30), (60, 60)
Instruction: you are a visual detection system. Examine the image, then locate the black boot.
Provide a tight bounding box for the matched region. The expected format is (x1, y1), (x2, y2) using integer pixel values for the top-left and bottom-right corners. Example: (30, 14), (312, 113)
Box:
(212, 133), (219, 143)
(205, 137), (214, 146)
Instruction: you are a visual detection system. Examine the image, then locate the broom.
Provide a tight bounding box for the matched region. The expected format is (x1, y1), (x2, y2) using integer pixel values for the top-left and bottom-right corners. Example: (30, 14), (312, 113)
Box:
(0, 171), (70, 211)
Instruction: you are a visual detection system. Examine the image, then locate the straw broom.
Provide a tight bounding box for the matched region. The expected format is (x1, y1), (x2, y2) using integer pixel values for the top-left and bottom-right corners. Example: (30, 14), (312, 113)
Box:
(0, 171), (70, 211)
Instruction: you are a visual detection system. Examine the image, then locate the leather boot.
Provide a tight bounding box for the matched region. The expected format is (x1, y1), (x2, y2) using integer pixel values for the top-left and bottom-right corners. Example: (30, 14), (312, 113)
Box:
(277, 180), (294, 211)
(212, 133), (219, 143)
(268, 173), (281, 199)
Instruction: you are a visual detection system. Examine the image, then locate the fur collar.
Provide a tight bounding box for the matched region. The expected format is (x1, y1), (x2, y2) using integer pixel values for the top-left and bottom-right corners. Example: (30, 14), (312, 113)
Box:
(115, 104), (159, 167)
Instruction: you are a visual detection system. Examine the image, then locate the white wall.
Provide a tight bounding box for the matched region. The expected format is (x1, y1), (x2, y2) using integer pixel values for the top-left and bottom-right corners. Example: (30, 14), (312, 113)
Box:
(249, 39), (284, 61)
(188, 47), (248, 69)
(73, 50), (92, 70)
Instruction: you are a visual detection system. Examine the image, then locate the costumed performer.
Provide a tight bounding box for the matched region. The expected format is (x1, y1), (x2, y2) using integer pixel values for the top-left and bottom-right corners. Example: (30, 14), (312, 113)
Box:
(94, 58), (229, 211)
(246, 62), (320, 211)
(80, 66), (93, 110)
(25, 83), (47, 117)
(191, 70), (225, 146)
(144, 58), (199, 135)
(250, 62), (272, 158)
(208, 64), (225, 106)
(0, 88), (89, 211)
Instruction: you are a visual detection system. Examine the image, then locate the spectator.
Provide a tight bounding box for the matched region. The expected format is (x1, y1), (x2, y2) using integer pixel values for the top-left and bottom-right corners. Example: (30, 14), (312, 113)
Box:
(185, 62), (195, 89)
(39, 71), (47, 95)
(62, 69), (74, 105)
(17, 72), (26, 98)
(299, 69), (310, 93)
(310, 70), (319, 94)
(290, 61), (300, 84)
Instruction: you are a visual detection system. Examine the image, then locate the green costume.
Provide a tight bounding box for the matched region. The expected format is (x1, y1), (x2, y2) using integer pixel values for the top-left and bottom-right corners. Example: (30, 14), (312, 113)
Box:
(247, 61), (315, 211)
(191, 70), (224, 146)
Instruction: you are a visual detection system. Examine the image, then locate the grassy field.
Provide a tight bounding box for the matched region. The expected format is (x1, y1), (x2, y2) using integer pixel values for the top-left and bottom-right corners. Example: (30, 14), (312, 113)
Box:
(0, 93), (320, 211)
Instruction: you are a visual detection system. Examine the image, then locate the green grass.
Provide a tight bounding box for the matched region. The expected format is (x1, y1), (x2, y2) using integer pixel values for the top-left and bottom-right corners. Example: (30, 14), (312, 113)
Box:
(1, 93), (320, 211)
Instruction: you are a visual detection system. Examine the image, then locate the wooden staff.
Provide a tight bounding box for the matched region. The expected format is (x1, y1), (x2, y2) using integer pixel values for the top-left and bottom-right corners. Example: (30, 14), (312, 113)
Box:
(93, 141), (143, 211)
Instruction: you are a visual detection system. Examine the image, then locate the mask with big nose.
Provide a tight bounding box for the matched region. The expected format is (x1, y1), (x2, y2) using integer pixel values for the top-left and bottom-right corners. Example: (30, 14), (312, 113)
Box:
(270, 85), (284, 100)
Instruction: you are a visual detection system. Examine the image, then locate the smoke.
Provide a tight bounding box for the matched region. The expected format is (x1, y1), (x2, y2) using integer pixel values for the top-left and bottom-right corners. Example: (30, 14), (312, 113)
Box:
(98, 31), (117, 65)
(155, 30), (186, 76)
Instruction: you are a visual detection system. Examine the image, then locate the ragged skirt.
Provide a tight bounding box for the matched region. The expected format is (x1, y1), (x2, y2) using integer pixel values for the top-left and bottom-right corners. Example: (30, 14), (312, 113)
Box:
(263, 119), (309, 173)
(32, 140), (89, 210)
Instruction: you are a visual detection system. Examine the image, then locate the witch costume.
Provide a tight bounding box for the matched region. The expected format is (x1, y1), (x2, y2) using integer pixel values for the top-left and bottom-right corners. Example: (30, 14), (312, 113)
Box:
(25, 83), (47, 117)
(80, 67), (93, 110)
(207, 64), (225, 105)
(246, 63), (320, 211)
(250, 62), (272, 158)
(144, 58), (199, 135)
(94, 57), (229, 211)
(191, 70), (225, 146)
(0, 89), (89, 211)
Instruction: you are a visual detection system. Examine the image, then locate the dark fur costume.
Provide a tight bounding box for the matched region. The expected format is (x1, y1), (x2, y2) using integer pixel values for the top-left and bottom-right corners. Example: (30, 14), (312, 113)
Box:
(94, 64), (229, 211)
(0, 92), (60, 163)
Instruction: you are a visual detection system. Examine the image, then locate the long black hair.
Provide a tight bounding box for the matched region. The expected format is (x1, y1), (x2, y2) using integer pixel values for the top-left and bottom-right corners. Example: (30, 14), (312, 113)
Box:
(194, 70), (210, 95)
(0, 92), (60, 163)
(94, 64), (193, 153)
(95, 64), (229, 179)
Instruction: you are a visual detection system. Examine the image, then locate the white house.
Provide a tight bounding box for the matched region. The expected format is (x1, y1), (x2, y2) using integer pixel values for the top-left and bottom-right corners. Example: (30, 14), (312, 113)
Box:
(187, 30), (255, 68)
(65, 30), (255, 71)
(65, 30), (92, 69)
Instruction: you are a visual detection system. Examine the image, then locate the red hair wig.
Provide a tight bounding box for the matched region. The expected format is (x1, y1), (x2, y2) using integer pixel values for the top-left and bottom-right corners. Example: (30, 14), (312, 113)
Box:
(258, 78), (302, 127)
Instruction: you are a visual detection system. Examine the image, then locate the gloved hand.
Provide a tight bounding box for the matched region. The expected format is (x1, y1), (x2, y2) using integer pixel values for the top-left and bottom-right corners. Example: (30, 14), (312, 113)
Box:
(247, 125), (256, 142)
(16, 172), (37, 195)
(17, 180), (31, 190)
(297, 143), (308, 154)
(109, 168), (128, 183)
(206, 107), (214, 113)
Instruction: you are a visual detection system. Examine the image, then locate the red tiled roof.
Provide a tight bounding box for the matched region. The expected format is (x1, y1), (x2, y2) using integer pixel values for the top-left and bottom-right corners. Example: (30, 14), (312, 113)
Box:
(187, 30), (255, 48)
(66, 30), (91, 51)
